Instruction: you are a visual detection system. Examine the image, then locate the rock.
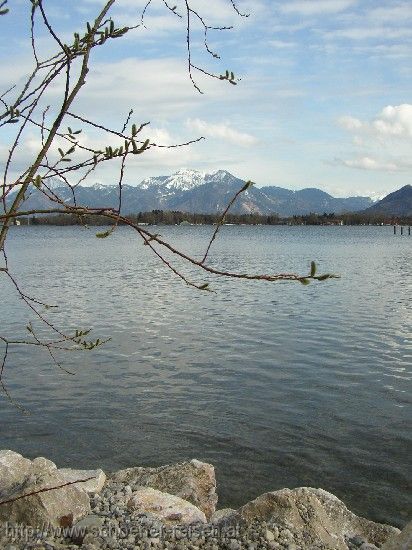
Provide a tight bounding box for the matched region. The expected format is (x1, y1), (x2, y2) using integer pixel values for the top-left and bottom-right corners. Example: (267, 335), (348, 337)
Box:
(348, 534), (366, 546)
(210, 508), (242, 528)
(110, 459), (217, 519)
(271, 526), (280, 539)
(58, 468), (106, 494)
(0, 450), (32, 496)
(381, 520), (412, 550)
(359, 544), (379, 550)
(127, 487), (207, 525)
(228, 539), (241, 550)
(81, 532), (103, 548)
(238, 487), (343, 548)
(265, 528), (276, 541)
(69, 514), (105, 544)
(307, 488), (400, 547)
(0, 450), (90, 528)
(237, 487), (399, 550)
(32, 457), (58, 475)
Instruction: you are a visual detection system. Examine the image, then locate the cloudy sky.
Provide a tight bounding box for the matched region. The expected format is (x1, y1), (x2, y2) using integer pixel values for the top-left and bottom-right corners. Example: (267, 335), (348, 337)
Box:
(1, 0), (411, 197)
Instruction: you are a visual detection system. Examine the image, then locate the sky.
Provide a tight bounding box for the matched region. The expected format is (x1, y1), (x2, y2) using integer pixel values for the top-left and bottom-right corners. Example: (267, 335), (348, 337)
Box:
(1, 0), (411, 198)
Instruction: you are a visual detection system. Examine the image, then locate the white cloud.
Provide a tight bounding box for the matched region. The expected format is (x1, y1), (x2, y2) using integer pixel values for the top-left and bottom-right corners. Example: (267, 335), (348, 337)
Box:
(368, 3), (412, 24)
(339, 104), (412, 139)
(186, 118), (258, 146)
(342, 157), (400, 172)
(71, 57), (211, 121)
(269, 40), (298, 49)
(364, 43), (412, 60)
(280, 0), (357, 16)
(338, 115), (363, 131)
(85, 0), (258, 28)
(4, 125), (203, 186)
(373, 104), (412, 138)
(323, 26), (412, 40)
(337, 104), (412, 174)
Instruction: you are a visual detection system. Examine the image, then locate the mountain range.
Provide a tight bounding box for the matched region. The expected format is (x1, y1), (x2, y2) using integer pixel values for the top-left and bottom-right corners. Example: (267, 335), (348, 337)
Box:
(363, 184), (412, 217)
(14, 169), (381, 217)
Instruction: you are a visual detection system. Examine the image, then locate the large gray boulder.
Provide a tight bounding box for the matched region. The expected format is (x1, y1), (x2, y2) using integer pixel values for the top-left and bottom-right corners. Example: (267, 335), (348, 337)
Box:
(237, 487), (399, 550)
(0, 450), (32, 495)
(127, 487), (207, 525)
(110, 458), (217, 519)
(308, 488), (400, 547)
(0, 450), (90, 527)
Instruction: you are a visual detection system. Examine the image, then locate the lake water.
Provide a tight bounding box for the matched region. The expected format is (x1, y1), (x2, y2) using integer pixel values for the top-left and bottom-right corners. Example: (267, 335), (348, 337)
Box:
(0, 225), (411, 527)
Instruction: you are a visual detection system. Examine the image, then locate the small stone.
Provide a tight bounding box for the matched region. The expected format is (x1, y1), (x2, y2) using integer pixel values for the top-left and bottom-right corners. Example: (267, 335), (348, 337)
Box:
(266, 529), (276, 541)
(70, 514), (104, 545)
(359, 544), (379, 550)
(349, 535), (366, 546)
(281, 528), (293, 540)
(229, 540), (241, 550)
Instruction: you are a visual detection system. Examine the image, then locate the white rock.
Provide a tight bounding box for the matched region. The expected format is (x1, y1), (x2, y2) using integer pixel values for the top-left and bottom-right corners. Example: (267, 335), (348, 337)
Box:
(111, 459), (217, 519)
(127, 487), (207, 525)
(265, 528), (276, 541)
(0, 450), (90, 527)
(237, 487), (399, 550)
(0, 450), (32, 495)
(58, 468), (106, 494)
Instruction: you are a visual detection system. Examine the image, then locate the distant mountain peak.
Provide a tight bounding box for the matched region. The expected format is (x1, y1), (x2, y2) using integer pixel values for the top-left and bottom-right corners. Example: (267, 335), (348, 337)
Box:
(208, 169), (234, 180)
(11, 167), (385, 217)
(365, 183), (412, 216)
(139, 168), (208, 192)
(164, 169), (206, 190)
(91, 182), (109, 190)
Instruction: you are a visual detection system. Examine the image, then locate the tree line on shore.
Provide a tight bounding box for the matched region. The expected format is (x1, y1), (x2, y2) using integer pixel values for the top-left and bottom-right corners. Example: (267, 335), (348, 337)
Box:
(16, 209), (412, 227)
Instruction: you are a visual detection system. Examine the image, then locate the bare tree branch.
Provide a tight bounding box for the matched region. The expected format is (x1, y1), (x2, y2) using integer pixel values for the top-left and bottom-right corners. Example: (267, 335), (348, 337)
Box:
(0, 0), (336, 411)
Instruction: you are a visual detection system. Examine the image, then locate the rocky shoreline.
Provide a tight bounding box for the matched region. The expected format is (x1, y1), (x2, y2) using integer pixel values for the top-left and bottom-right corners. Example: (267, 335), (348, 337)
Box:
(0, 450), (409, 550)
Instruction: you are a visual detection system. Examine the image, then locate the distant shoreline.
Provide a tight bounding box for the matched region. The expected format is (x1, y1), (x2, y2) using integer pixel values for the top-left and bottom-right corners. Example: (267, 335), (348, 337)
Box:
(10, 210), (412, 228)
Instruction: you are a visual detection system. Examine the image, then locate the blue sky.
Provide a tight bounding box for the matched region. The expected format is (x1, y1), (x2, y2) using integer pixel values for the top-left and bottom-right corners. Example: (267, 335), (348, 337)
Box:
(1, 0), (411, 197)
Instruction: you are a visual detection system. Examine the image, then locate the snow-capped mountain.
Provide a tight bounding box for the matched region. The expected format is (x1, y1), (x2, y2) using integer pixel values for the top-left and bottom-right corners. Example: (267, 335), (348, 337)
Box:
(139, 169), (207, 192)
(8, 169), (375, 216)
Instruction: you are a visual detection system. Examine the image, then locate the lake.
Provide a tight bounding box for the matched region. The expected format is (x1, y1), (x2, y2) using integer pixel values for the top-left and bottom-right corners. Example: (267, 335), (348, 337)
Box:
(0, 225), (410, 527)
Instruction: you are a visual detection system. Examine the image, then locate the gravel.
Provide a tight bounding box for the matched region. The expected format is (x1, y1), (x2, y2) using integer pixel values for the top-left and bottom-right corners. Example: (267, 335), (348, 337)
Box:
(0, 479), (384, 550)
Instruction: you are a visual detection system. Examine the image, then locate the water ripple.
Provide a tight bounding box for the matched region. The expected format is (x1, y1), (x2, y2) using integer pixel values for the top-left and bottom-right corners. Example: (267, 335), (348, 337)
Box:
(0, 225), (411, 527)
